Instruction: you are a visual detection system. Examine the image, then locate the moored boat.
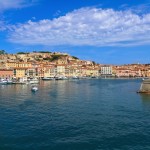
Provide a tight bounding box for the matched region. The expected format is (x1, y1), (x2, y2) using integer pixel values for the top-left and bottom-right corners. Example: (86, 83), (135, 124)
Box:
(55, 76), (68, 80)
(42, 77), (54, 80)
(29, 78), (39, 84)
(0, 79), (7, 85)
(72, 76), (79, 79)
(6, 79), (13, 84)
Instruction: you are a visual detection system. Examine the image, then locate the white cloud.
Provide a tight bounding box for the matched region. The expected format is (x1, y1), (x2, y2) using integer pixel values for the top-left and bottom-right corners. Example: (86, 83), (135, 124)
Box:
(0, 0), (38, 31)
(0, 0), (37, 11)
(8, 7), (150, 47)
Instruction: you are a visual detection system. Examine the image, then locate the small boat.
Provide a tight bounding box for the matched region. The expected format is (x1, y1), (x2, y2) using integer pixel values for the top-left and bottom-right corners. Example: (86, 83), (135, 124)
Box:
(55, 76), (68, 80)
(13, 77), (28, 84)
(0, 79), (8, 85)
(42, 77), (54, 80)
(12, 81), (27, 84)
(6, 79), (13, 84)
(72, 76), (79, 79)
(31, 86), (38, 92)
(29, 78), (39, 84)
(91, 76), (97, 78)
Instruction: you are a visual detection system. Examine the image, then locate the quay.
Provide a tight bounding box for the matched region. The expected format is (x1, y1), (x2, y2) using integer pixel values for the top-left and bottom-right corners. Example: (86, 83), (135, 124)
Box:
(137, 78), (150, 94)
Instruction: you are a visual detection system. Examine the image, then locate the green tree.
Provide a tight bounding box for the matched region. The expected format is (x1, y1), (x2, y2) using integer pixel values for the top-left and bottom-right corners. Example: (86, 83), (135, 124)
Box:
(0, 50), (6, 54)
(92, 61), (96, 65)
(50, 55), (62, 61)
(17, 52), (27, 54)
(38, 51), (52, 53)
(72, 56), (79, 59)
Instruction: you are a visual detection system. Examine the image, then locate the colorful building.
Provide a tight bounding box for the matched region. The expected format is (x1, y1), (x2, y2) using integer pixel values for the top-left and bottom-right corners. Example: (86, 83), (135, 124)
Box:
(0, 69), (14, 79)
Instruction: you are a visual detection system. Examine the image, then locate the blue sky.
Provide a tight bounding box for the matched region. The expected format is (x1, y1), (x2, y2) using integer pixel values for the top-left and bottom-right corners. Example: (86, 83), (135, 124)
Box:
(0, 0), (150, 64)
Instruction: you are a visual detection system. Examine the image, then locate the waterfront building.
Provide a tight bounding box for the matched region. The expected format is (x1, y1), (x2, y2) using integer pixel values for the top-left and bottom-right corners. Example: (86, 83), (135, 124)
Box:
(55, 65), (66, 77)
(85, 68), (99, 77)
(80, 67), (87, 77)
(113, 65), (143, 77)
(3, 52), (150, 79)
(43, 67), (50, 77)
(65, 66), (78, 77)
(42, 65), (55, 77)
(13, 67), (38, 78)
(26, 68), (37, 78)
(100, 66), (112, 76)
(13, 68), (26, 78)
(37, 67), (44, 78)
(0, 69), (14, 79)
(141, 69), (150, 77)
(65, 66), (70, 77)
(115, 68), (132, 77)
(49, 66), (56, 77)
(146, 70), (150, 77)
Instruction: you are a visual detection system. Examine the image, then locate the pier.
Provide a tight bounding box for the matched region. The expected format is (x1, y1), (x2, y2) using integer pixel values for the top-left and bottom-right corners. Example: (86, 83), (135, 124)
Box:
(137, 79), (150, 93)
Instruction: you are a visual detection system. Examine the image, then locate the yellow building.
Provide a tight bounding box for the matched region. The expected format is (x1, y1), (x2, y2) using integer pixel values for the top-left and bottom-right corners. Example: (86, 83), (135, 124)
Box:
(5, 62), (17, 68)
(86, 68), (99, 77)
(56, 65), (65, 76)
(14, 68), (26, 78)
(68, 67), (78, 77)
(43, 67), (50, 77)
(6, 62), (32, 69)
(16, 62), (32, 68)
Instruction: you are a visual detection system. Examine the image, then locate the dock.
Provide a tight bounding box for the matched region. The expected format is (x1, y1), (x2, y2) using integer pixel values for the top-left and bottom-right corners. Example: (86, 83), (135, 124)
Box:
(137, 79), (150, 93)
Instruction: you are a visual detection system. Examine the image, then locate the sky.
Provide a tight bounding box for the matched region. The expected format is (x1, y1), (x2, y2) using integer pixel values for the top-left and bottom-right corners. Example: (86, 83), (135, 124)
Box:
(0, 0), (150, 64)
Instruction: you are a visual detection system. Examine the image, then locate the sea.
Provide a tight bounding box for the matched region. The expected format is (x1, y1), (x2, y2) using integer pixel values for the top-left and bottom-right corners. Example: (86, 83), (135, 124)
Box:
(0, 79), (150, 150)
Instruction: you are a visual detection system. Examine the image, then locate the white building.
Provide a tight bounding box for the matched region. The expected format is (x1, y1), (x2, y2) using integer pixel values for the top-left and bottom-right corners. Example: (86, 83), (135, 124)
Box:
(100, 66), (112, 75)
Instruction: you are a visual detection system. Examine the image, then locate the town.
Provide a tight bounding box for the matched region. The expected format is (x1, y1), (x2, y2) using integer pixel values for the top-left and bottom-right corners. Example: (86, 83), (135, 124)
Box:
(0, 50), (150, 80)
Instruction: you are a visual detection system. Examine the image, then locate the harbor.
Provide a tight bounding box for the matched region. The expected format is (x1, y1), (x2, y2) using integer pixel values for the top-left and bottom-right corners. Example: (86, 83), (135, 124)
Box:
(0, 79), (150, 150)
(0, 0), (150, 149)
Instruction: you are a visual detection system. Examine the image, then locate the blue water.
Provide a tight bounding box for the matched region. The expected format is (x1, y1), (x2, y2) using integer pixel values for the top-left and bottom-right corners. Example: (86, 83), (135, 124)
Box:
(0, 79), (150, 150)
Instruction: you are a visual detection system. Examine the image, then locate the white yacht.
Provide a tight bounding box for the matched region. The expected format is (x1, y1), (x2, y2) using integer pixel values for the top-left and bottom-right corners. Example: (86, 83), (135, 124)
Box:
(42, 77), (54, 80)
(0, 79), (7, 84)
(72, 76), (79, 79)
(55, 76), (68, 80)
(29, 78), (39, 84)
(6, 79), (13, 84)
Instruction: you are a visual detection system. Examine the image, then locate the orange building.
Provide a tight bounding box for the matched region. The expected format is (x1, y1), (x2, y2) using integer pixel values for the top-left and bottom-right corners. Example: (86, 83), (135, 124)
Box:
(0, 69), (14, 79)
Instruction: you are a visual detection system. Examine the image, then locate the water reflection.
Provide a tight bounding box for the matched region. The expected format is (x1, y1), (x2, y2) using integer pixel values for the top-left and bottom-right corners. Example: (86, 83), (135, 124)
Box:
(1, 79), (150, 150)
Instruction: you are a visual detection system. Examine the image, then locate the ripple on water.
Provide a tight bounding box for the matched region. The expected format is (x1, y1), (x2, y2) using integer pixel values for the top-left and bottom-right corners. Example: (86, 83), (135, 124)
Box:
(0, 79), (150, 150)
